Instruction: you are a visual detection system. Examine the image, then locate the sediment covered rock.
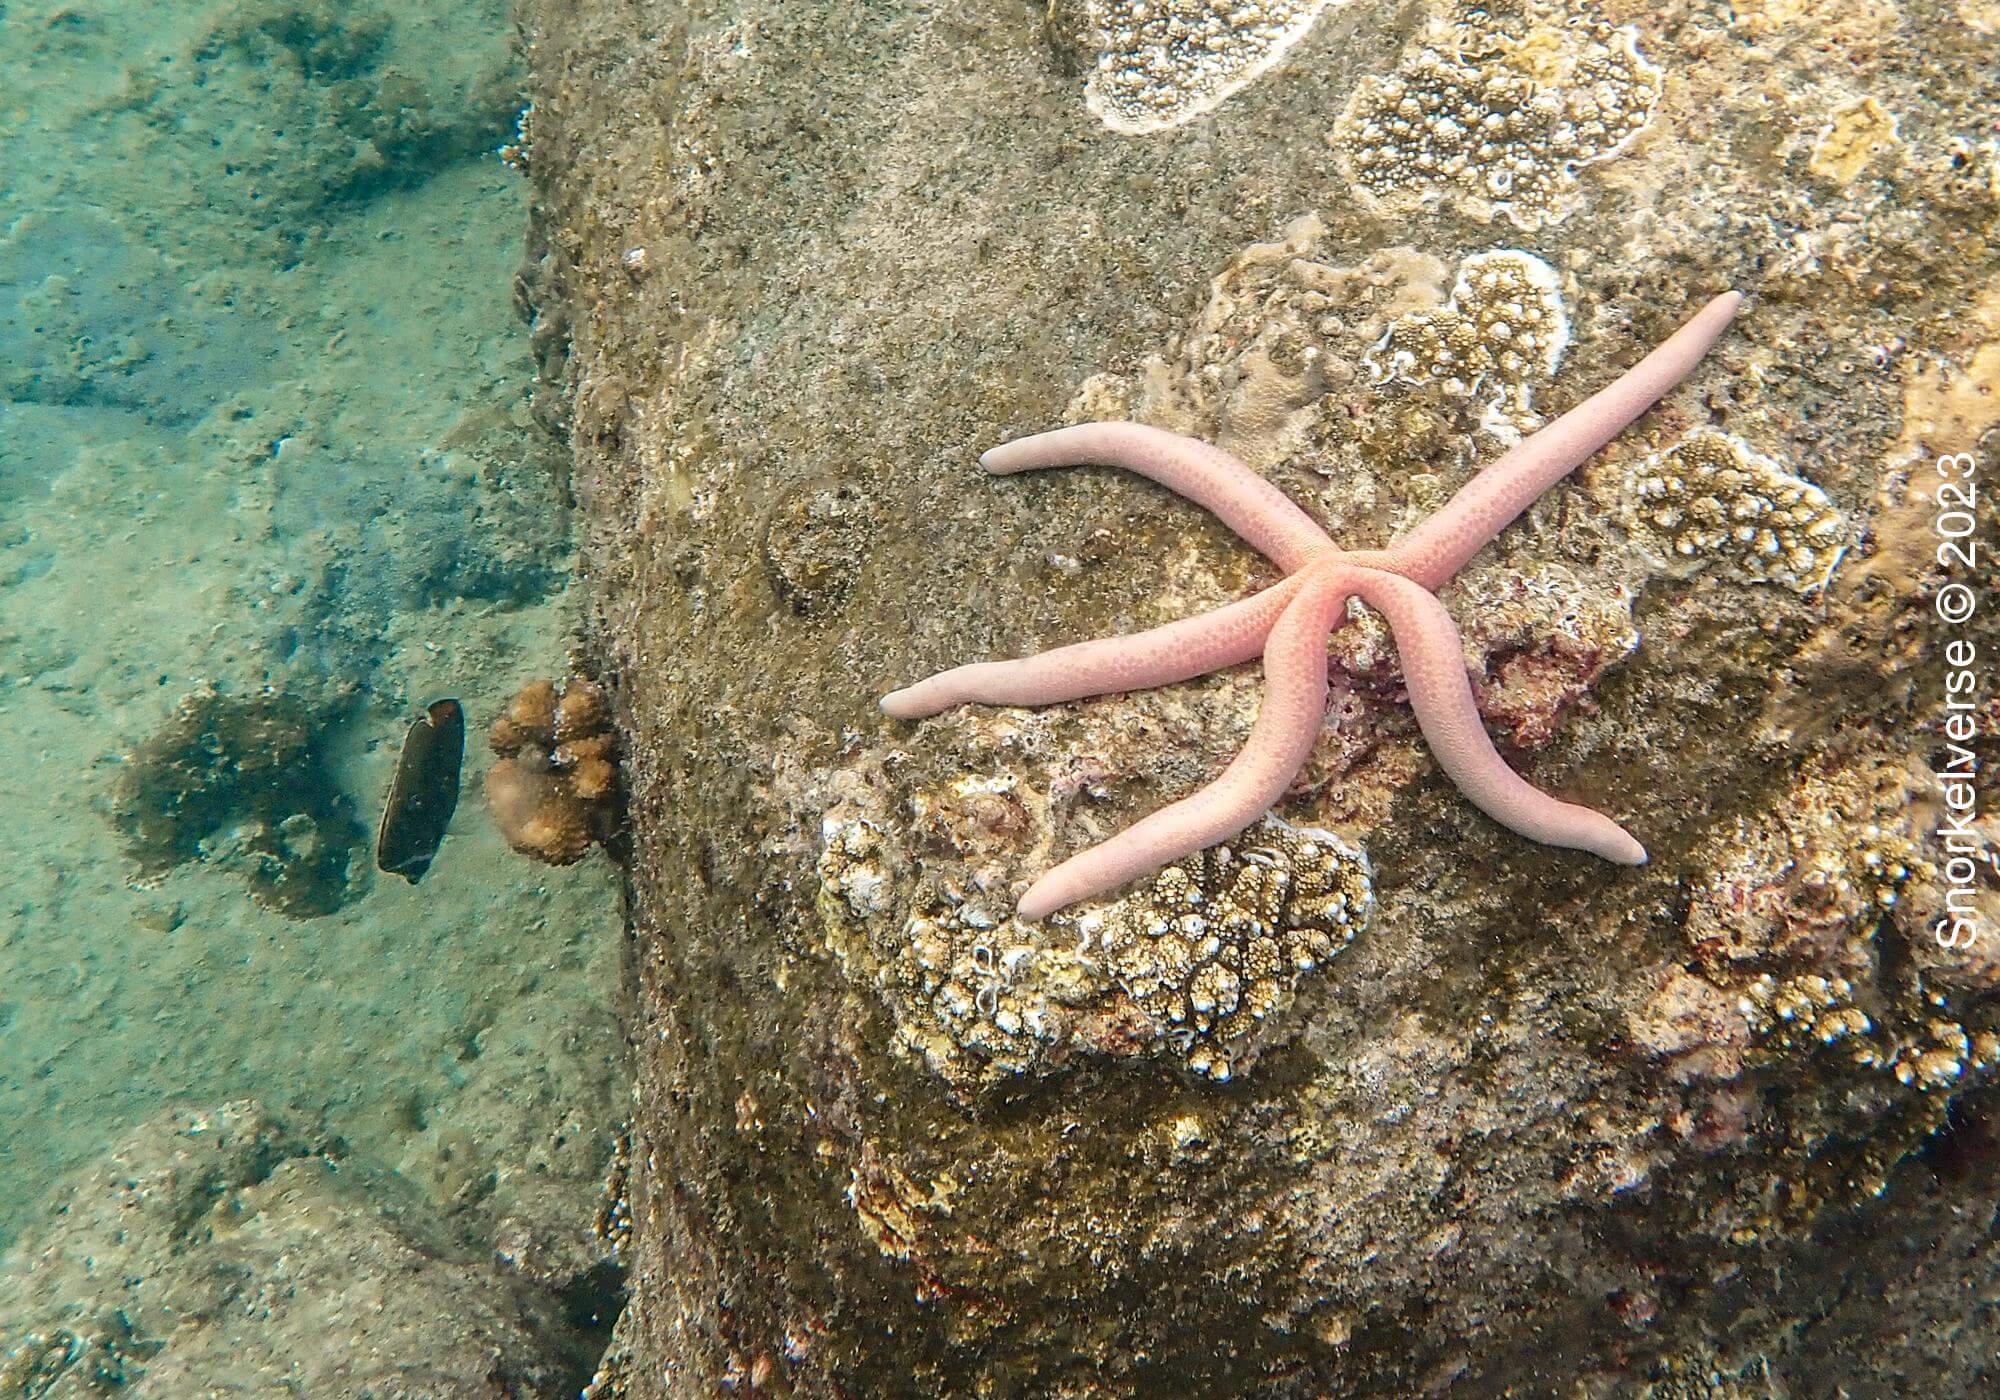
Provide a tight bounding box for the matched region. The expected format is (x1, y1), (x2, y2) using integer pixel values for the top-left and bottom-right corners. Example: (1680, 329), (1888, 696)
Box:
(0, 1102), (598, 1397)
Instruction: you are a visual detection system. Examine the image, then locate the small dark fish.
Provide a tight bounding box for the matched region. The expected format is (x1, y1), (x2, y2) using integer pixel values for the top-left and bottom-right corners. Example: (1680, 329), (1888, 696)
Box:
(376, 698), (465, 884)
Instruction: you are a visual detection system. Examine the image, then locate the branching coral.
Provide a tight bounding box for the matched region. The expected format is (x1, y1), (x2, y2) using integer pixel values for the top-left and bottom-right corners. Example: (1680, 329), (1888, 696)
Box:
(485, 678), (619, 865)
(1623, 431), (1849, 591)
(1333, 3), (1662, 229)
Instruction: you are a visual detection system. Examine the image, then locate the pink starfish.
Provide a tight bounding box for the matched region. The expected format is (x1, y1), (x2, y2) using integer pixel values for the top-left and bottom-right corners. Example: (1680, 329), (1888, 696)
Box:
(884, 292), (1743, 920)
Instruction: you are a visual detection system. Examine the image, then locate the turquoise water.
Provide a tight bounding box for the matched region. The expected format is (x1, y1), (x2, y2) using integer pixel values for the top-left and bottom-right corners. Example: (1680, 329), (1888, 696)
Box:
(0, 0), (623, 1294)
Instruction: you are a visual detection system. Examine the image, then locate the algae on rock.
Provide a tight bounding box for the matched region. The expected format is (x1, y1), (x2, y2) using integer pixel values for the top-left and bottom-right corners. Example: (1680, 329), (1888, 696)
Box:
(516, 0), (2000, 1393)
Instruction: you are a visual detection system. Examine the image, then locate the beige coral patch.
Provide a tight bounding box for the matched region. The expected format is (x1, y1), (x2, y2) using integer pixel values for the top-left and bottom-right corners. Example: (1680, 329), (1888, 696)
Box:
(1081, 0), (1342, 134)
(1623, 432), (1848, 591)
(1808, 96), (1901, 187)
(1366, 249), (1570, 437)
(1332, 2), (1662, 229)
(1903, 346), (2000, 457)
(1084, 817), (1374, 1081)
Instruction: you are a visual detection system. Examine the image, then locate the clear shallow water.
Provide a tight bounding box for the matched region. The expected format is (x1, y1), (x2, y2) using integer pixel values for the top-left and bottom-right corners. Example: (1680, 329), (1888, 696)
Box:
(0, 0), (622, 1267)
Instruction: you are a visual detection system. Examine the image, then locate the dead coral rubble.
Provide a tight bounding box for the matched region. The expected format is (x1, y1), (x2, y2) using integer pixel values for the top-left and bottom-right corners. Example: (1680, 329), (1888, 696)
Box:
(485, 677), (620, 865)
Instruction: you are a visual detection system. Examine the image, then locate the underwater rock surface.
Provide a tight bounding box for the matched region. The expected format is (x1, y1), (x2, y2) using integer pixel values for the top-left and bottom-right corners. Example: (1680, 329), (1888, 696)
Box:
(0, 1102), (599, 1396)
(517, 0), (2000, 1393)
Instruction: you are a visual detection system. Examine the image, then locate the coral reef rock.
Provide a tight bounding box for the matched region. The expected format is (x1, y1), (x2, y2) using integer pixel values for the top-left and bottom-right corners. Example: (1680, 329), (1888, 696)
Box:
(513, 0), (2000, 1393)
(395, 986), (631, 1301)
(123, 0), (522, 249)
(0, 1102), (599, 1397)
(485, 676), (620, 864)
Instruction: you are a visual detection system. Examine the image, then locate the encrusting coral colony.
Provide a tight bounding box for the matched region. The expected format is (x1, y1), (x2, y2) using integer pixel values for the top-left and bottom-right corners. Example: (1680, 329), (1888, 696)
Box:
(1333, 3), (1663, 228)
(484, 677), (620, 865)
(1624, 430), (1850, 591)
(1075, 0), (1342, 134)
(1366, 249), (1570, 437)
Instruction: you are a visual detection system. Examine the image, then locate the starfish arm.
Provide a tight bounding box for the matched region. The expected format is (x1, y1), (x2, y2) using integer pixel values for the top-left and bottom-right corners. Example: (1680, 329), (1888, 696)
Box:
(881, 574), (1303, 719)
(1345, 568), (1646, 864)
(981, 422), (1337, 573)
(1016, 567), (1357, 921)
(1390, 291), (1743, 589)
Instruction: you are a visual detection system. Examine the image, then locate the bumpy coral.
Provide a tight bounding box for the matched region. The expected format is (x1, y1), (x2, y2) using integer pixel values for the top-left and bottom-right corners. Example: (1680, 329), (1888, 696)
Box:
(1082, 819), (1372, 1080)
(815, 771), (1374, 1089)
(1334, 3), (1662, 228)
(594, 1124), (633, 1263)
(111, 685), (366, 917)
(1635, 1350), (1779, 1400)
(1740, 976), (2000, 1094)
(1623, 431), (1849, 590)
(485, 678), (619, 865)
(1740, 972), (1875, 1053)
(1366, 249), (1570, 436)
(1074, 0), (1339, 134)
(817, 779), (1075, 1086)
(1888, 1020), (2000, 1091)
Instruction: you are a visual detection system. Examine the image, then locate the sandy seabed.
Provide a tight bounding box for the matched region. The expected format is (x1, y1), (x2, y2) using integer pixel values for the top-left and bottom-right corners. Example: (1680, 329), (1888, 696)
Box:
(0, 2), (626, 1377)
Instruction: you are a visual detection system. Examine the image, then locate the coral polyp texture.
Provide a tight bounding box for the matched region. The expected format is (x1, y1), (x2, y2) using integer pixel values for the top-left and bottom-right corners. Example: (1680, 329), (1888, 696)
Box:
(1087, 818), (1372, 1081)
(1333, 2), (1662, 228)
(1366, 249), (1570, 436)
(1067, 0), (1341, 134)
(1623, 431), (1850, 590)
(814, 786), (1374, 1087)
(484, 678), (619, 865)
(884, 292), (1741, 921)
